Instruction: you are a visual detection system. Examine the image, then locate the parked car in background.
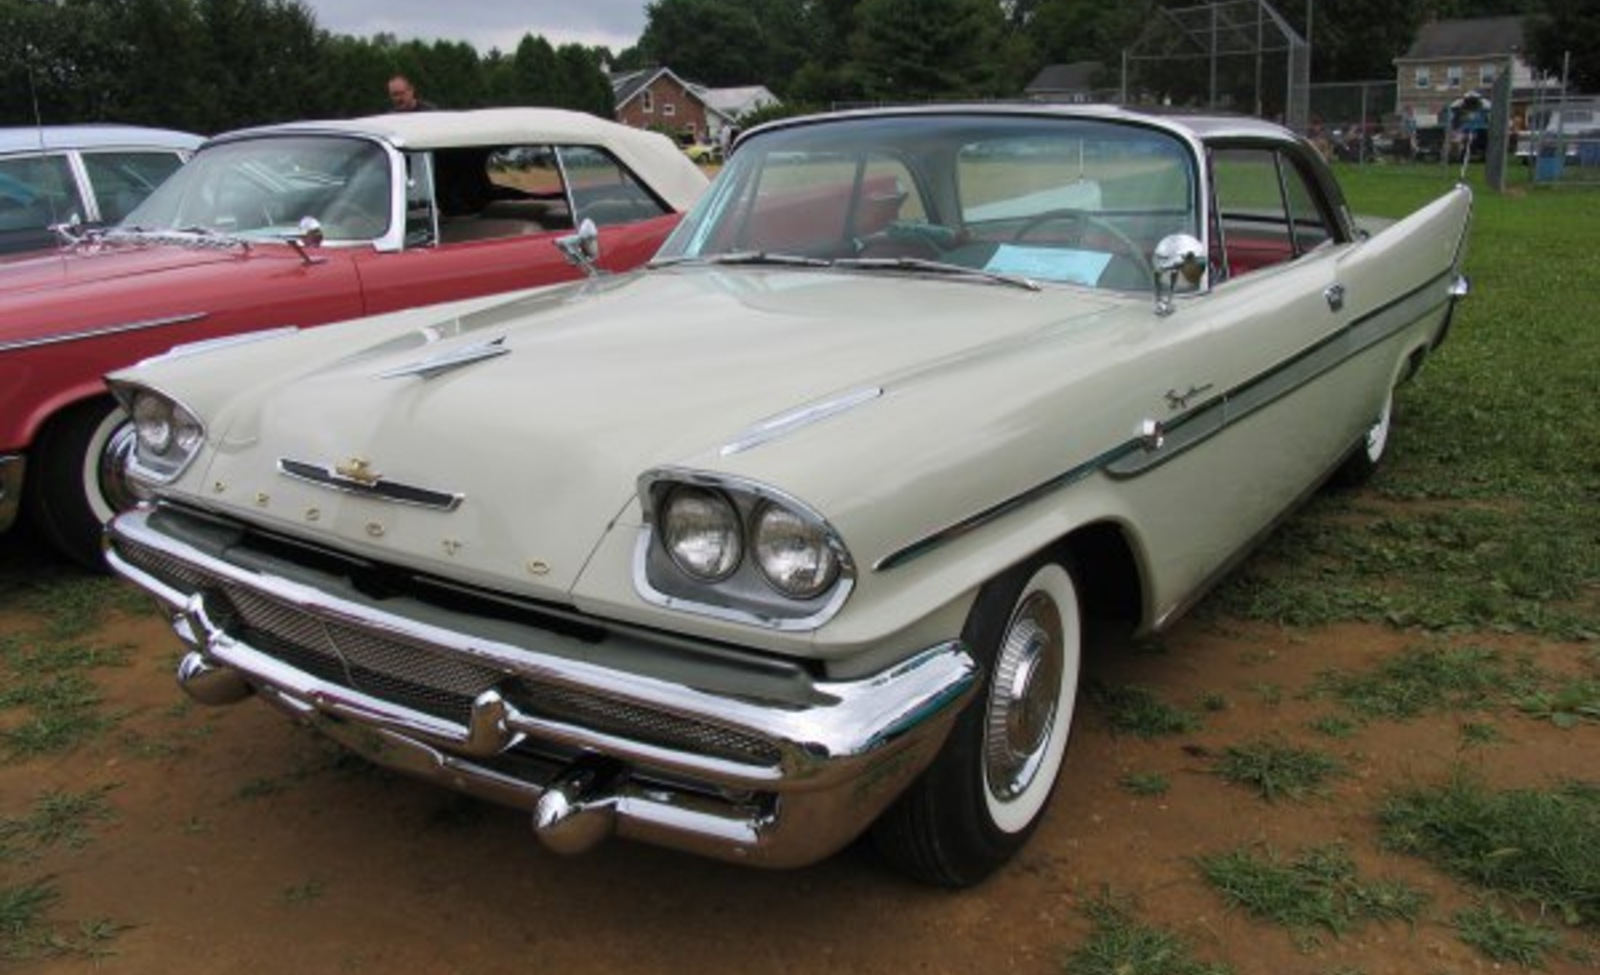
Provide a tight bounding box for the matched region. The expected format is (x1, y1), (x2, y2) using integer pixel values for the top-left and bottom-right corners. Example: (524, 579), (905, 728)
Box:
(103, 105), (1472, 885)
(0, 124), (200, 256)
(0, 108), (707, 567)
(1514, 100), (1600, 165)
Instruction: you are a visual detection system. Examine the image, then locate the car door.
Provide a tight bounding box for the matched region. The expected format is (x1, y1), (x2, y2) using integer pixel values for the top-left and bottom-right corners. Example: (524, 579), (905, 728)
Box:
(1105, 143), (1366, 617)
(352, 143), (681, 316)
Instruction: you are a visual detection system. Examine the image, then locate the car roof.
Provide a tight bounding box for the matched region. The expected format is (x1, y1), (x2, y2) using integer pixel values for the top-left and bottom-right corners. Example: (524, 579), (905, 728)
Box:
(0, 124), (204, 155)
(759, 102), (1300, 147)
(209, 107), (708, 211)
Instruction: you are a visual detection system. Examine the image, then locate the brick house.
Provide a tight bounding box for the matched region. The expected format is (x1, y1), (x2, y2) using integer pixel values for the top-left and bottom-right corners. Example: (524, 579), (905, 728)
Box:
(612, 67), (719, 145)
(611, 67), (779, 148)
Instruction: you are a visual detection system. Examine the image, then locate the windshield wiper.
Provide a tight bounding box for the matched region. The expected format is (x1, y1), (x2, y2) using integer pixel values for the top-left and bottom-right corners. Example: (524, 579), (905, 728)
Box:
(102, 225), (251, 252)
(831, 256), (1041, 292)
(649, 250), (832, 269)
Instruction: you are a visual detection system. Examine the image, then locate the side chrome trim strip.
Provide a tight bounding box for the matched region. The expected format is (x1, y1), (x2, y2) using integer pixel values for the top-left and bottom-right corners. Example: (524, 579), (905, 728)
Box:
(876, 269), (1458, 572)
(0, 311), (208, 354)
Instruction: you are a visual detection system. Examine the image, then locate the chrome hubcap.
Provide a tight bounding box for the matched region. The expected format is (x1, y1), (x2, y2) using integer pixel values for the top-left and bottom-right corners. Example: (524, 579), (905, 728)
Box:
(985, 591), (1063, 801)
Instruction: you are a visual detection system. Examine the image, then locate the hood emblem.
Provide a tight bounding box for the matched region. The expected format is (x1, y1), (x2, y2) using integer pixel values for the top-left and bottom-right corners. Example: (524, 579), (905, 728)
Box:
(278, 459), (463, 512)
(335, 457), (381, 486)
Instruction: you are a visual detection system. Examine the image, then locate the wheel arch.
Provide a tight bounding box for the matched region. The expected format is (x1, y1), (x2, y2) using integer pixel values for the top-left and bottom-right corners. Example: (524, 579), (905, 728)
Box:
(1047, 519), (1147, 642)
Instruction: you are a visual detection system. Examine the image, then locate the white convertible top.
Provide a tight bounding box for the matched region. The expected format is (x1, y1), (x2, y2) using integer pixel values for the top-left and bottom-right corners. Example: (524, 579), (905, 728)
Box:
(0, 124), (202, 156)
(212, 107), (707, 211)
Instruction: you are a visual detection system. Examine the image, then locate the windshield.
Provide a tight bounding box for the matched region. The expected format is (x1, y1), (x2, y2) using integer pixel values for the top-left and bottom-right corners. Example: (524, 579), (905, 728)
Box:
(657, 113), (1199, 292)
(123, 135), (391, 243)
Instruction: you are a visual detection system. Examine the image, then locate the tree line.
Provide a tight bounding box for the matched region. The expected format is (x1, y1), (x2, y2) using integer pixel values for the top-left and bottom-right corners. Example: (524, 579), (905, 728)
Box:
(2, 0), (1592, 135)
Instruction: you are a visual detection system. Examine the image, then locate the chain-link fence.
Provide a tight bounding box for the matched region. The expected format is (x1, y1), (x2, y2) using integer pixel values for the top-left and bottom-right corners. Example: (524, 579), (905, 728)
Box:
(1306, 80), (1398, 164)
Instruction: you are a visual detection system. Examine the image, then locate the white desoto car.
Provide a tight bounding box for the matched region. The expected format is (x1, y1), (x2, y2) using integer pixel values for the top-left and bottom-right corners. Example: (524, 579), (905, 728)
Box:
(105, 106), (1472, 886)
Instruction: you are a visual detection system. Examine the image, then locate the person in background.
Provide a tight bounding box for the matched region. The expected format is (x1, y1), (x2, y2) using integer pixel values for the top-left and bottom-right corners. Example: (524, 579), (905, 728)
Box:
(1401, 106), (1418, 162)
(387, 74), (437, 112)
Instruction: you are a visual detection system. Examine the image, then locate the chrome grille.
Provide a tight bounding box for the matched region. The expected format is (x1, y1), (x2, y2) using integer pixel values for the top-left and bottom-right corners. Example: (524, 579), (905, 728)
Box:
(521, 685), (781, 766)
(220, 585), (505, 724)
(115, 534), (782, 766)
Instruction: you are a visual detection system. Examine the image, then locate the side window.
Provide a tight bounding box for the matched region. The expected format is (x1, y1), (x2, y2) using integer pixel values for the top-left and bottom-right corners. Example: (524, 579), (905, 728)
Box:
(1211, 147), (1332, 279)
(403, 151), (437, 246)
(432, 145), (570, 244)
(557, 145), (671, 227)
(81, 150), (186, 225)
(0, 153), (86, 254)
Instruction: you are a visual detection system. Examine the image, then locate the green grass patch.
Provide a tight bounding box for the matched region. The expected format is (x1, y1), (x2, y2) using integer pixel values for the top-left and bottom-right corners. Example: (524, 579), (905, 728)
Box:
(1064, 895), (1232, 975)
(1212, 739), (1344, 802)
(1313, 644), (1522, 721)
(1086, 681), (1201, 738)
(1380, 776), (1600, 929)
(0, 573), (152, 640)
(1119, 772), (1171, 797)
(0, 786), (117, 860)
(2, 877), (60, 960)
(1517, 679), (1600, 729)
(1308, 715), (1359, 739)
(1197, 844), (1426, 942)
(1452, 902), (1562, 967)
(0, 632), (129, 760)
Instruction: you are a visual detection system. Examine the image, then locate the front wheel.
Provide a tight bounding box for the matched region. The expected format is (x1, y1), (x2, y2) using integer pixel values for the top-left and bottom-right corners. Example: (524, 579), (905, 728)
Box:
(872, 553), (1083, 886)
(25, 398), (145, 570)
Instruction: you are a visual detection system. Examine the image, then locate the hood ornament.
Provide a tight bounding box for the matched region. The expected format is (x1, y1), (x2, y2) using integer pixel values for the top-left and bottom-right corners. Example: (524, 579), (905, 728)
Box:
(378, 336), (509, 381)
(335, 457), (381, 486)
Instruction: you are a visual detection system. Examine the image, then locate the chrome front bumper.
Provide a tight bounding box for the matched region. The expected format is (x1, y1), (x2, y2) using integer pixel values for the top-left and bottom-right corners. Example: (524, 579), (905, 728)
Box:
(106, 505), (978, 869)
(0, 454), (24, 534)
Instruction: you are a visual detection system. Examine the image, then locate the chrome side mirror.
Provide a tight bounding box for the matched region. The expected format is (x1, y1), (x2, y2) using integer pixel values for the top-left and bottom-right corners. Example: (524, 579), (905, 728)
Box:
(557, 218), (602, 278)
(50, 212), (86, 245)
(287, 216), (327, 266)
(1152, 233), (1206, 316)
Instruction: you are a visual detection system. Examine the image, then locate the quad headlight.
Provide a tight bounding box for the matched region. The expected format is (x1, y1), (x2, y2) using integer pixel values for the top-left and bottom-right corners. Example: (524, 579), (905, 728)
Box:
(752, 502), (839, 599)
(643, 472), (853, 628)
(112, 383), (206, 484)
(661, 486), (743, 581)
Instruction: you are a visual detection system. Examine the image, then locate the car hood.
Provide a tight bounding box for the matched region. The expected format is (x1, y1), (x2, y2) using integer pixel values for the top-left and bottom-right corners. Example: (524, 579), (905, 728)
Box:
(176, 268), (1128, 596)
(0, 239), (294, 338)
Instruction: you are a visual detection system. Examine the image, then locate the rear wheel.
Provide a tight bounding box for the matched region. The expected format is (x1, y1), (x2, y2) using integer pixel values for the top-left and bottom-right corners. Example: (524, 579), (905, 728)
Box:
(1332, 388), (1394, 487)
(873, 553), (1082, 886)
(25, 398), (144, 570)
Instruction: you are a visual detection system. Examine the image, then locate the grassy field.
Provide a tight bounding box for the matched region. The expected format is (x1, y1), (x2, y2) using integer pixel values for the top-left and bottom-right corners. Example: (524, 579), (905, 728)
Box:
(0, 163), (1596, 972)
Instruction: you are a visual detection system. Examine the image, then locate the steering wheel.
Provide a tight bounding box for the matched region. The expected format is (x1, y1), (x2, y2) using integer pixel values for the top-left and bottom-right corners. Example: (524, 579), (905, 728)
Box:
(1011, 207), (1154, 289)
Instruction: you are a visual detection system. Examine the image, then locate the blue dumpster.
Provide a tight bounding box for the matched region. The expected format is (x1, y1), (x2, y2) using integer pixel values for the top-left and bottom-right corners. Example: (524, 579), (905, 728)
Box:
(1535, 145), (1565, 182)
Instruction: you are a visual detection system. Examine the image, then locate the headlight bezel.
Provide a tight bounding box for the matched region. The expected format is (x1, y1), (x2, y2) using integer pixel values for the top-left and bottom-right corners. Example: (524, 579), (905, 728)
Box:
(637, 469), (854, 631)
(109, 380), (207, 485)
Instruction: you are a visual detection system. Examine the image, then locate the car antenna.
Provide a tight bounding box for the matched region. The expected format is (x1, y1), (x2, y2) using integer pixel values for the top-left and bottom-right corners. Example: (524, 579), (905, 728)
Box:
(27, 61), (58, 227)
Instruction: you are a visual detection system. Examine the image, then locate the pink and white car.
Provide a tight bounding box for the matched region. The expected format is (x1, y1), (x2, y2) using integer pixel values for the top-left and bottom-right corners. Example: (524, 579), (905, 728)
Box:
(0, 108), (706, 566)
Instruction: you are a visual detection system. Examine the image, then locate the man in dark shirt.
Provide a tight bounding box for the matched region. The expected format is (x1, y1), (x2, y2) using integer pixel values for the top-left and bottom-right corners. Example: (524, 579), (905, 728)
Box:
(387, 75), (438, 112)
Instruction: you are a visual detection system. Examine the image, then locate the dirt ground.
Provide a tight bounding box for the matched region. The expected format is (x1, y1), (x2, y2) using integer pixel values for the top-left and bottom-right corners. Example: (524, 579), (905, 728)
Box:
(2, 539), (1595, 974)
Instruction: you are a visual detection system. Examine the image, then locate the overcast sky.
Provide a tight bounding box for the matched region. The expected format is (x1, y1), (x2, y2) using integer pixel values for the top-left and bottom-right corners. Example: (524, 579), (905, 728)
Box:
(297, 0), (651, 54)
